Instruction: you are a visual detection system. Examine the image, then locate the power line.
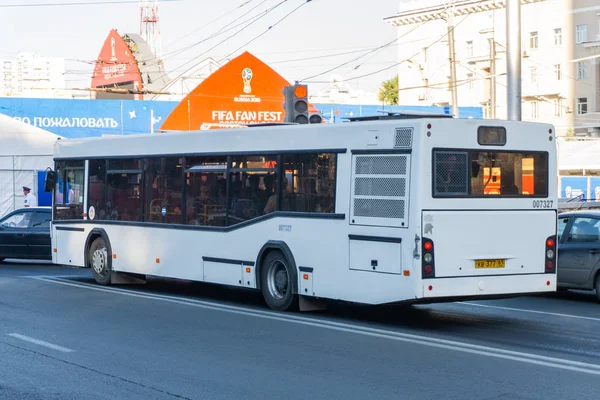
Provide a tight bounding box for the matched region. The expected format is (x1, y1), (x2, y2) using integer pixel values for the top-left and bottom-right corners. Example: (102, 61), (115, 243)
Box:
(159, 0), (272, 61)
(302, 14), (471, 84)
(218, 0), (313, 64)
(162, 0), (258, 50)
(0, 0), (180, 7)
(299, 22), (425, 83)
(154, 0), (293, 90)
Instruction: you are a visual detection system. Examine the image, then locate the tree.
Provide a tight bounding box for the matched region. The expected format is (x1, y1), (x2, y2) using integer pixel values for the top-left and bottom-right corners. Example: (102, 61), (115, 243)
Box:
(378, 75), (399, 105)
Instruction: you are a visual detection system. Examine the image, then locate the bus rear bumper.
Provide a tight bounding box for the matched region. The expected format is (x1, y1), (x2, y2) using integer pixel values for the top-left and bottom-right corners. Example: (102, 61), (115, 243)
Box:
(421, 273), (556, 299)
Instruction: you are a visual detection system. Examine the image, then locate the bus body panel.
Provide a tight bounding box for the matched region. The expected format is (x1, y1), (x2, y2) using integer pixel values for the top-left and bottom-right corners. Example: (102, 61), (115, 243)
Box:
(54, 229), (86, 267)
(52, 219), (418, 305)
(422, 210), (556, 278)
(422, 273), (556, 299)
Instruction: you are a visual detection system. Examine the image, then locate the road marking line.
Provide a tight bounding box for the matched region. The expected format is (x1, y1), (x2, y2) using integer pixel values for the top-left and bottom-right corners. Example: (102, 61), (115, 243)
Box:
(8, 333), (75, 353)
(33, 276), (600, 375)
(458, 302), (600, 322)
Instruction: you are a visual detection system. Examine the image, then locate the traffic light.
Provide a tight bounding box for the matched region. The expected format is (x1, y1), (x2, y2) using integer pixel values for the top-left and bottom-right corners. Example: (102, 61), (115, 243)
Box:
(309, 112), (323, 124)
(282, 83), (309, 124)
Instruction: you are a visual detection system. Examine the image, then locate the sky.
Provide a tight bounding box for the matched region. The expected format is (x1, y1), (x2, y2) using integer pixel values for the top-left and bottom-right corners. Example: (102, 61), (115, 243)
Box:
(0, 0), (404, 96)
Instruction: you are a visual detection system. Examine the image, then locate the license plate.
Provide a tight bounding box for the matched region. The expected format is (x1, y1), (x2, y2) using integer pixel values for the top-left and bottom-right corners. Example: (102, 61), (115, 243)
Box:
(475, 259), (505, 269)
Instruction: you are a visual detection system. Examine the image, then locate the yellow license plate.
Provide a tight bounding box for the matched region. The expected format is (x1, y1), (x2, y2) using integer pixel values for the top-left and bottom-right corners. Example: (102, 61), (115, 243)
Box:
(475, 259), (505, 269)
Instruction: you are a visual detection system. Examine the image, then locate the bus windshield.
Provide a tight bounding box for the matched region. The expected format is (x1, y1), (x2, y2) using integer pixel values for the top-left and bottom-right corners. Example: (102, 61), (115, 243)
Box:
(434, 150), (549, 198)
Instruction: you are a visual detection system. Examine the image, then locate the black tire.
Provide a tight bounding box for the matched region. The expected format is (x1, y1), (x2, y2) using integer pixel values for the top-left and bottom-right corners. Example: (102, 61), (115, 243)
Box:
(89, 237), (111, 285)
(595, 273), (600, 303)
(0, 258), (4, 263)
(260, 250), (297, 311)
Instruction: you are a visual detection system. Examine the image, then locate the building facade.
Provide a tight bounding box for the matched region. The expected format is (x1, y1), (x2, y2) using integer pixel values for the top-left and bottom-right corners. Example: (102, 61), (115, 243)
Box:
(571, 0), (600, 136)
(385, 0), (600, 137)
(0, 53), (66, 98)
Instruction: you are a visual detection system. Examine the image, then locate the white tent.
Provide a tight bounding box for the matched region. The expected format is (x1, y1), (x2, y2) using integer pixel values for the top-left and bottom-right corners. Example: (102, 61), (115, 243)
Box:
(0, 113), (62, 217)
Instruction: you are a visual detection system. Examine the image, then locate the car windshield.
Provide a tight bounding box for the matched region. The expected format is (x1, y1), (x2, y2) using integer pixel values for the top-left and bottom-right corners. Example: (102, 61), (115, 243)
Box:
(0, 212), (31, 228)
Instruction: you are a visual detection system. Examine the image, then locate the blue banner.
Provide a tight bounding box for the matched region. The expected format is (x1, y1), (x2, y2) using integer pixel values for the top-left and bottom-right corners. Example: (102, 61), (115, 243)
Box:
(0, 98), (178, 139)
(0, 98), (483, 139)
(37, 171), (52, 207)
(589, 178), (600, 201)
(560, 176), (588, 199)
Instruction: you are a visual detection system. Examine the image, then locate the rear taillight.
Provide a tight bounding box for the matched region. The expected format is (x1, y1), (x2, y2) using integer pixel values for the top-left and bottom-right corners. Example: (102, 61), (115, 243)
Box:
(545, 235), (557, 273)
(422, 238), (435, 279)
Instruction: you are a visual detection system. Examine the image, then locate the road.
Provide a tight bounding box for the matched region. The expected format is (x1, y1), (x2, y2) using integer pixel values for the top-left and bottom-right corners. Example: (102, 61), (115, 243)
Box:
(0, 260), (599, 400)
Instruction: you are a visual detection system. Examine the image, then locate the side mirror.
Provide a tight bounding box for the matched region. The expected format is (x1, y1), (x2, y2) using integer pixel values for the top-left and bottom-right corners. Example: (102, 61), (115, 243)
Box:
(44, 169), (57, 193)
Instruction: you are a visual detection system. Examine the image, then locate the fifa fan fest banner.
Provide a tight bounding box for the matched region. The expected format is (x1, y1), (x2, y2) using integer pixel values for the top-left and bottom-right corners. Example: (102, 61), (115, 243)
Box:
(159, 51), (320, 131)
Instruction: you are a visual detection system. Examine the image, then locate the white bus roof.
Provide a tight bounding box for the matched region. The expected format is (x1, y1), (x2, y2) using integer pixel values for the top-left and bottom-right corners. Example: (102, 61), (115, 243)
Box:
(53, 118), (554, 160)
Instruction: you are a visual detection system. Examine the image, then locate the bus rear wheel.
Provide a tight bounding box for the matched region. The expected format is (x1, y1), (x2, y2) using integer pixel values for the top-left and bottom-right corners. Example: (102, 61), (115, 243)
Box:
(89, 237), (111, 285)
(260, 251), (297, 312)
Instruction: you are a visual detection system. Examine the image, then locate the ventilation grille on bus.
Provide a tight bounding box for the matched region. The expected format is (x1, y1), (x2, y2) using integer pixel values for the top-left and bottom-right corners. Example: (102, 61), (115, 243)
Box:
(433, 151), (469, 196)
(351, 154), (411, 228)
(394, 127), (413, 148)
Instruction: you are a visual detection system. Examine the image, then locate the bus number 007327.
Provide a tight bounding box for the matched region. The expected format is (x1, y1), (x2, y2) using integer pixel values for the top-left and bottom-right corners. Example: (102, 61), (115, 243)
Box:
(532, 200), (554, 209)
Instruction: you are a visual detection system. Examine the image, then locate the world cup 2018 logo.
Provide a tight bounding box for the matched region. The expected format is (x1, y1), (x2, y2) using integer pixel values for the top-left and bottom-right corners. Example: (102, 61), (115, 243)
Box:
(242, 68), (253, 94)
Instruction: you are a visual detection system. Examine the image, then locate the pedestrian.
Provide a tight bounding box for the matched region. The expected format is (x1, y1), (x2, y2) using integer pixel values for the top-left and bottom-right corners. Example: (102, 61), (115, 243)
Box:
(23, 186), (37, 208)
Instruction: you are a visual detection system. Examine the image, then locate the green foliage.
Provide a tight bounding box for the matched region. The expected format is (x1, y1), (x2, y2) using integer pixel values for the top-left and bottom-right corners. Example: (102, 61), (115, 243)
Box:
(378, 75), (399, 105)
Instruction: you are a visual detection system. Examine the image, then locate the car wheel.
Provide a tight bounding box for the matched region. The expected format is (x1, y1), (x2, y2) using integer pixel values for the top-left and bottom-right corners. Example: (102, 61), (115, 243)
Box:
(260, 250), (297, 312)
(89, 237), (111, 285)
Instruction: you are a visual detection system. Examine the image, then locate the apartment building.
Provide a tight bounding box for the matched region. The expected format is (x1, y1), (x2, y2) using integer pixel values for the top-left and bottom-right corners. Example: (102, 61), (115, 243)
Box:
(385, 0), (599, 137)
(0, 53), (66, 98)
(572, 0), (600, 136)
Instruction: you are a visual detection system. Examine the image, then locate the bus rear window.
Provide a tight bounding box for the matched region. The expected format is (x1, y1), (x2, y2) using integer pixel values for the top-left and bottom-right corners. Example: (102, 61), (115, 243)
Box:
(433, 150), (548, 198)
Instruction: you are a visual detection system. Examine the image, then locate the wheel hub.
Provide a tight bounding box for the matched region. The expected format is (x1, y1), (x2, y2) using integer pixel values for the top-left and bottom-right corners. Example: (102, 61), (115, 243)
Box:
(92, 247), (108, 275)
(267, 261), (288, 300)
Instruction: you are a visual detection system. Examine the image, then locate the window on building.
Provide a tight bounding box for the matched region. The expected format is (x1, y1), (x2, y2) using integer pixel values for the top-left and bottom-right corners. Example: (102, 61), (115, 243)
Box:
(466, 41), (473, 57)
(553, 28), (562, 46)
(530, 101), (539, 119)
(467, 73), (474, 89)
(281, 153), (336, 214)
(576, 61), (588, 80)
(530, 67), (538, 84)
(483, 102), (492, 119)
(577, 98), (588, 115)
(54, 160), (85, 220)
(576, 24), (587, 43)
(529, 31), (538, 49)
(554, 64), (562, 80)
(554, 99), (563, 117)
(184, 156), (228, 226)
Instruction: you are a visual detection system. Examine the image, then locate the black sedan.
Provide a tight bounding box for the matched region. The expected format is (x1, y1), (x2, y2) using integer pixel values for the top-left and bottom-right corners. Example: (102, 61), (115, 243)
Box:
(0, 207), (52, 262)
(557, 210), (600, 301)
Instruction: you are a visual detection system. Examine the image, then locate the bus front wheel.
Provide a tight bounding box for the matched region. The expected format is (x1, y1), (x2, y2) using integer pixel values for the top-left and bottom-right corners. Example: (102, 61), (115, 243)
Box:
(260, 251), (297, 312)
(89, 237), (111, 285)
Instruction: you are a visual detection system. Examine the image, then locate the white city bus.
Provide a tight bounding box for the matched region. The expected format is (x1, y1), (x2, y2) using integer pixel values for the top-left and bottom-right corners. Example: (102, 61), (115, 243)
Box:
(48, 114), (558, 311)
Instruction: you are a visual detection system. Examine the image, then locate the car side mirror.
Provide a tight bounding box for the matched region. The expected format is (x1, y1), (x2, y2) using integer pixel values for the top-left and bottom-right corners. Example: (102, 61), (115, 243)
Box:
(44, 169), (57, 193)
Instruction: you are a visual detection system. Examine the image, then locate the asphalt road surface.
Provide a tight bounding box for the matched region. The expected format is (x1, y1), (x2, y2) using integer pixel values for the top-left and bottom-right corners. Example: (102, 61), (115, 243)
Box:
(1, 260), (599, 400)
